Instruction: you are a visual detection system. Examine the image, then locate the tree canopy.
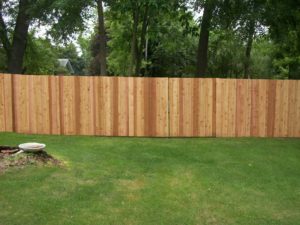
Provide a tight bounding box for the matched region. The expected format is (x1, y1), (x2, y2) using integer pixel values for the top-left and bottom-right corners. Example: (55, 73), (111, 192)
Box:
(0, 0), (299, 79)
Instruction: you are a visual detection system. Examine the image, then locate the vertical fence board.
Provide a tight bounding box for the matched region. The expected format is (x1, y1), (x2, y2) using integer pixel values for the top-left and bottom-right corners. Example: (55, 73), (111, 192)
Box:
(94, 77), (102, 135)
(274, 80), (289, 137)
(288, 81), (297, 137)
(78, 76), (95, 135)
(118, 77), (129, 136)
(30, 76), (51, 134)
(102, 77), (114, 136)
(60, 76), (77, 135)
(49, 76), (61, 135)
(216, 79), (229, 136)
(198, 79), (206, 136)
(287, 80), (300, 137)
(257, 80), (268, 137)
(228, 79), (237, 137)
(295, 81), (300, 137)
(250, 79), (259, 136)
(182, 79), (193, 136)
(236, 79), (251, 137)
(14, 75), (30, 133)
(266, 80), (277, 137)
(205, 79), (214, 136)
(0, 75), (4, 131)
(169, 78), (179, 136)
(156, 78), (169, 137)
(216, 79), (224, 137)
(128, 77), (135, 136)
(192, 79), (199, 136)
(134, 78), (145, 136)
(3, 74), (13, 131)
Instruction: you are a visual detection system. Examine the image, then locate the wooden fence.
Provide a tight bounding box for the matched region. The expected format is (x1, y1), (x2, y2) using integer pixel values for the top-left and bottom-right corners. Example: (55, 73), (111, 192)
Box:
(0, 74), (299, 137)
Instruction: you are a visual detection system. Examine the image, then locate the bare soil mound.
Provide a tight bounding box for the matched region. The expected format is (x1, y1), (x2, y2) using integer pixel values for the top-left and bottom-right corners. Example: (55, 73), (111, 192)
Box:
(0, 146), (62, 173)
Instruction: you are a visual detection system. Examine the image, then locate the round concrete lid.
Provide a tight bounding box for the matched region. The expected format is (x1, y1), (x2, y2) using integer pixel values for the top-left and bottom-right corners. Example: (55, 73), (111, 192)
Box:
(18, 143), (46, 152)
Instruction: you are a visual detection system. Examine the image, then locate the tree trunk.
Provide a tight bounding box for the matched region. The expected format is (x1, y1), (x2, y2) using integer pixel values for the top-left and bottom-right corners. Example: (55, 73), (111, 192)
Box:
(0, 1), (11, 62)
(130, 6), (139, 76)
(196, 1), (215, 77)
(244, 19), (255, 79)
(7, 0), (30, 74)
(135, 4), (149, 76)
(96, 0), (107, 76)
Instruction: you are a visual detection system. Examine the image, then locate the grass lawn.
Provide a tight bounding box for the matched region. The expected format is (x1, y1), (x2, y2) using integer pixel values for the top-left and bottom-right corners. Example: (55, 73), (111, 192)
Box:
(0, 133), (300, 225)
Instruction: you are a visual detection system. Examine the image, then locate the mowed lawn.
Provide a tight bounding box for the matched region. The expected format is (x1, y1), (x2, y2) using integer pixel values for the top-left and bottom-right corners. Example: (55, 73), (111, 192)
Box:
(0, 133), (300, 225)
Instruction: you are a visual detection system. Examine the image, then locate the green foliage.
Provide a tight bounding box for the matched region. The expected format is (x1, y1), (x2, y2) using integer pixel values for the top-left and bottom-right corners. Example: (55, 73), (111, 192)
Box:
(147, 12), (198, 77)
(78, 34), (92, 75)
(266, 0), (300, 79)
(24, 35), (57, 75)
(1, 0), (299, 78)
(105, 5), (198, 77)
(47, 0), (94, 41)
(0, 48), (7, 72)
(107, 14), (131, 76)
(106, 13), (138, 75)
(54, 65), (71, 75)
(251, 37), (278, 79)
(208, 29), (244, 77)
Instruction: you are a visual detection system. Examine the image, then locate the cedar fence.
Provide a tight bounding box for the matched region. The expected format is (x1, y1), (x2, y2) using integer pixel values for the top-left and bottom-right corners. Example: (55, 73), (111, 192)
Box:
(0, 74), (299, 137)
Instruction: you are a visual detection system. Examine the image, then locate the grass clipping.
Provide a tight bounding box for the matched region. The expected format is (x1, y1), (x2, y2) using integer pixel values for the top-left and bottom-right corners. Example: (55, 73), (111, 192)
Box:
(0, 151), (62, 174)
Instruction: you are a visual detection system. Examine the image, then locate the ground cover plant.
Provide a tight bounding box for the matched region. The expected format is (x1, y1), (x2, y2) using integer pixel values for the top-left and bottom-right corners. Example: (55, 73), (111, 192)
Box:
(0, 132), (299, 225)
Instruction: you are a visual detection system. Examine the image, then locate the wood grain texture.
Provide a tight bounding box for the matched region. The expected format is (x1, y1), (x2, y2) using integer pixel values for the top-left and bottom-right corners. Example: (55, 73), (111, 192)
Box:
(3, 74), (13, 131)
(0, 74), (4, 131)
(49, 76), (61, 134)
(216, 79), (237, 137)
(251, 80), (268, 137)
(60, 76), (77, 135)
(236, 79), (251, 137)
(155, 78), (168, 137)
(0, 74), (299, 137)
(266, 80), (277, 137)
(169, 78), (213, 137)
(274, 80), (289, 137)
(117, 77), (129, 136)
(14, 75), (30, 133)
(78, 76), (95, 135)
(169, 78), (180, 136)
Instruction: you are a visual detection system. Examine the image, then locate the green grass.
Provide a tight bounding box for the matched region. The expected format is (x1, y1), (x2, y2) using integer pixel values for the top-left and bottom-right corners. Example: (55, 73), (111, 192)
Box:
(0, 133), (300, 225)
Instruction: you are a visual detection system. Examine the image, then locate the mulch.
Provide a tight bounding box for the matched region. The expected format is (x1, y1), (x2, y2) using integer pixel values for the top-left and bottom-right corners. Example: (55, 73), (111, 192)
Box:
(0, 146), (62, 174)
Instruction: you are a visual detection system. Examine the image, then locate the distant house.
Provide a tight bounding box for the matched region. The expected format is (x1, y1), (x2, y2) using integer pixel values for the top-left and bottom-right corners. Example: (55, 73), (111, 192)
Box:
(57, 59), (75, 75)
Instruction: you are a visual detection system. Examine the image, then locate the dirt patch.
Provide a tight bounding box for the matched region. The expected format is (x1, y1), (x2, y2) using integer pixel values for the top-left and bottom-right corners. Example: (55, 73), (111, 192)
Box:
(0, 150), (62, 174)
(117, 178), (145, 191)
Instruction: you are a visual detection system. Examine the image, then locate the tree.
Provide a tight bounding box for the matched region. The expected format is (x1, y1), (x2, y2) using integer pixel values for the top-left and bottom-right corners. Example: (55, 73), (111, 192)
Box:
(108, 0), (179, 76)
(96, 0), (107, 75)
(24, 34), (57, 75)
(0, 0), (31, 73)
(236, 0), (266, 78)
(195, 0), (217, 77)
(208, 29), (244, 77)
(266, 0), (300, 79)
(0, 0), (90, 74)
(146, 8), (198, 77)
(78, 34), (92, 75)
(50, 0), (107, 75)
(0, 0), (58, 73)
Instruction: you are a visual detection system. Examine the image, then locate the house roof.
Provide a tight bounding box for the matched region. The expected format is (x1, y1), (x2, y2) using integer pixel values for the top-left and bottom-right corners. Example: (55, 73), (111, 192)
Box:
(58, 58), (75, 74)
